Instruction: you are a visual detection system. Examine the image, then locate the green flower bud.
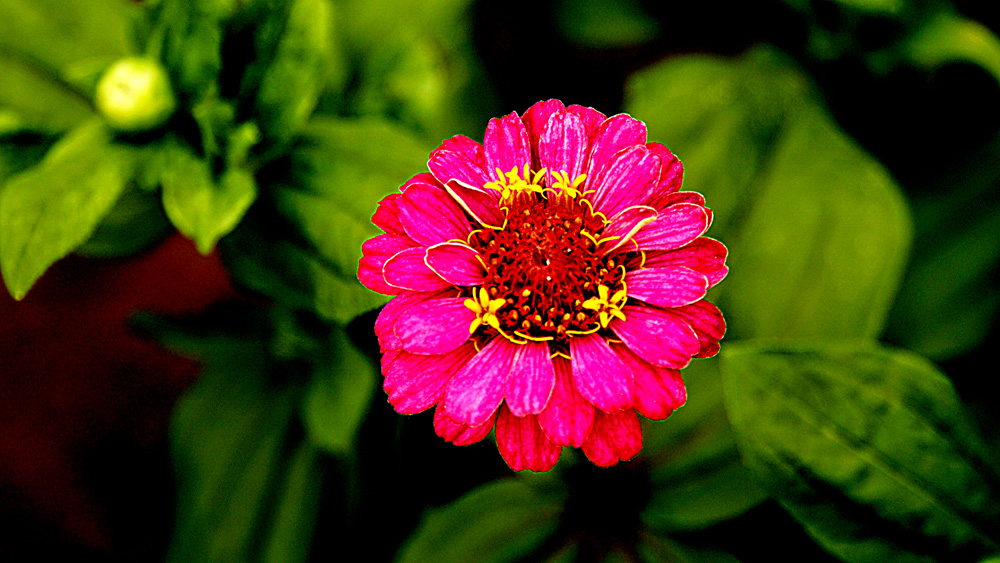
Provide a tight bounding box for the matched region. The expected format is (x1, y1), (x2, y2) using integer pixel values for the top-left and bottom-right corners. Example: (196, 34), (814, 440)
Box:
(95, 57), (177, 133)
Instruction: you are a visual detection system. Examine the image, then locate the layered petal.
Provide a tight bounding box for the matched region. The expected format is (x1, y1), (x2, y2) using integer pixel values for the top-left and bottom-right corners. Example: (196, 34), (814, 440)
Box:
(600, 205), (657, 255)
(484, 112), (532, 176)
(495, 405), (562, 472)
(569, 333), (633, 413)
(624, 266), (709, 308)
(444, 180), (505, 228)
(642, 238), (729, 287)
(522, 99), (566, 152)
(505, 341), (556, 417)
(582, 409), (642, 467)
(371, 193), (405, 234)
(444, 337), (518, 426)
(395, 297), (476, 355)
(631, 203), (710, 251)
(611, 305), (701, 369)
(434, 404), (495, 446)
(359, 234), (419, 294)
(589, 145), (661, 218)
(646, 142), (683, 194)
(425, 242), (486, 286)
(539, 110), (589, 184)
(616, 344), (686, 420)
(538, 357), (595, 447)
(382, 247), (452, 292)
(398, 183), (473, 245)
(585, 114), (647, 185)
(374, 288), (453, 350)
(428, 135), (490, 189)
(384, 343), (478, 414)
(671, 300), (726, 358)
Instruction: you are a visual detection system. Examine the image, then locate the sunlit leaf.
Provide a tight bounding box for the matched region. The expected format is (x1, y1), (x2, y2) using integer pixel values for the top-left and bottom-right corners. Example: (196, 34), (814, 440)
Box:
(0, 119), (135, 298)
(722, 340), (1000, 563)
(397, 476), (567, 563)
(626, 47), (912, 340)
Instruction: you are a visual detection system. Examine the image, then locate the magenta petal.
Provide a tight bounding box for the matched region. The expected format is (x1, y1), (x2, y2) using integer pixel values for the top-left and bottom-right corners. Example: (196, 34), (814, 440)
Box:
(382, 247), (452, 292)
(537, 357), (594, 447)
(395, 297), (476, 355)
(425, 242), (486, 286)
(567, 104), (607, 138)
(612, 305), (701, 369)
(359, 234), (418, 294)
(484, 112), (532, 177)
(374, 288), (452, 351)
(625, 266), (709, 308)
(372, 193), (405, 234)
(539, 111), (588, 182)
(671, 301), (726, 358)
(616, 344), (686, 420)
(647, 190), (705, 212)
(582, 409), (642, 467)
(384, 344), (478, 414)
(523, 99), (565, 144)
(643, 238), (729, 287)
(434, 404), (495, 446)
(646, 142), (683, 194)
(569, 333), (633, 413)
(444, 180), (505, 228)
(495, 405), (561, 472)
(600, 205), (658, 255)
(428, 140), (490, 189)
(444, 337), (518, 426)
(398, 184), (472, 245)
(585, 114), (647, 185)
(589, 145), (661, 218)
(632, 203), (710, 251)
(505, 341), (556, 417)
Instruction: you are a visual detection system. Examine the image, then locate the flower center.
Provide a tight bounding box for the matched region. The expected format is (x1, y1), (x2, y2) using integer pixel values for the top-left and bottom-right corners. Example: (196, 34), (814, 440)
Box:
(466, 167), (628, 345)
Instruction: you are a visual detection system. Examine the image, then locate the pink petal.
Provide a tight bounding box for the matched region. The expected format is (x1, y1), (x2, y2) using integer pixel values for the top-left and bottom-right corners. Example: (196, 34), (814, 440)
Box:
(624, 266), (709, 308)
(425, 242), (486, 286)
(567, 104), (608, 138)
(434, 404), (495, 446)
(398, 184), (472, 245)
(444, 337), (518, 426)
(374, 288), (453, 351)
(394, 297), (476, 355)
(600, 205), (657, 256)
(611, 305), (701, 369)
(359, 234), (419, 294)
(384, 343), (478, 414)
(642, 238), (729, 287)
(539, 111), (588, 182)
(648, 191), (705, 211)
(428, 136), (490, 190)
(589, 145), (661, 218)
(581, 409), (642, 467)
(382, 247), (452, 292)
(646, 142), (683, 194)
(484, 112), (532, 177)
(505, 341), (556, 417)
(444, 180), (505, 228)
(569, 333), (633, 413)
(671, 301), (726, 358)
(372, 193), (405, 234)
(537, 357), (595, 447)
(523, 99), (566, 148)
(584, 114), (647, 188)
(495, 405), (561, 472)
(615, 344), (686, 420)
(631, 203), (710, 251)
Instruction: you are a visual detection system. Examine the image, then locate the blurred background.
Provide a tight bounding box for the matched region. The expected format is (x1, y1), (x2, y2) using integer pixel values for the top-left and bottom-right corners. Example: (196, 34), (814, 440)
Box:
(2, 0), (999, 561)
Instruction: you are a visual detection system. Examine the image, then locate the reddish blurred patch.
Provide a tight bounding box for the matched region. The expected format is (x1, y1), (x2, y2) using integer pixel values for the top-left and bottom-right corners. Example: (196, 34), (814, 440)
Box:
(0, 234), (233, 560)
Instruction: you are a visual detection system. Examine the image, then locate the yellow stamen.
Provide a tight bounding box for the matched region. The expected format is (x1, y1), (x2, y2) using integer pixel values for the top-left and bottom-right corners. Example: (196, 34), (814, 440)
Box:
(580, 283), (628, 329)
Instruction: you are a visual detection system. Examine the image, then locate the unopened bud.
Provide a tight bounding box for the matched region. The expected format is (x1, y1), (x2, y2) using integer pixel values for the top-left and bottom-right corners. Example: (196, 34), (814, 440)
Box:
(96, 57), (177, 132)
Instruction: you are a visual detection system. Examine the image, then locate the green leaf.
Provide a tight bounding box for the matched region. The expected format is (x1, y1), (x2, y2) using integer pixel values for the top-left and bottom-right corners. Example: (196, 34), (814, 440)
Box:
(722, 340), (1000, 562)
(0, 119), (135, 299)
(641, 358), (768, 532)
(626, 47), (912, 340)
(301, 324), (377, 454)
(261, 442), (324, 563)
(253, 0), (334, 146)
(397, 477), (567, 563)
(75, 183), (171, 258)
(160, 140), (257, 255)
(554, 0), (660, 48)
(639, 532), (742, 563)
(904, 12), (1000, 83)
(164, 321), (303, 563)
(152, 0), (225, 99)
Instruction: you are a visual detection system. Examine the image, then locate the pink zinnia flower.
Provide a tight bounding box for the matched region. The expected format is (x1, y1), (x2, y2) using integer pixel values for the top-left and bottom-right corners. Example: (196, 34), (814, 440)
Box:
(358, 100), (727, 472)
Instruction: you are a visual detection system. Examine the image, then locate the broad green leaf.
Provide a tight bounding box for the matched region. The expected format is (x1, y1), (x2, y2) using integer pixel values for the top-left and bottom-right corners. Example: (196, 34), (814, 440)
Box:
(0, 131), (53, 182)
(0, 54), (94, 133)
(0, 120), (135, 299)
(554, 0), (660, 48)
(397, 477), (567, 563)
(75, 184), (171, 257)
(302, 324), (377, 454)
(904, 12), (1000, 83)
(160, 140), (257, 255)
(722, 340), (1000, 563)
(253, 0), (334, 146)
(163, 320), (303, 563)
(261, 442), (324, 563)
(152, 0), (225, 98)
(626, 47), (912, 340)
(641, 359), (768, 532)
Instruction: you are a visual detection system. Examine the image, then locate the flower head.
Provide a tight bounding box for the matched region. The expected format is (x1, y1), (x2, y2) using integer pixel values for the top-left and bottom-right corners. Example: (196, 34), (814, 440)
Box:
(359, 100), (728, 471)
